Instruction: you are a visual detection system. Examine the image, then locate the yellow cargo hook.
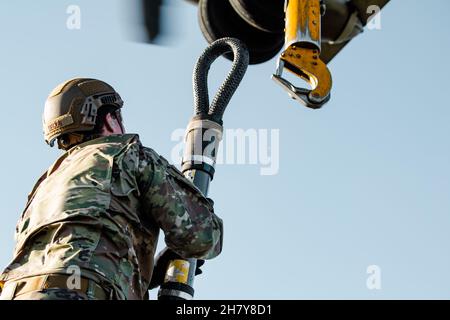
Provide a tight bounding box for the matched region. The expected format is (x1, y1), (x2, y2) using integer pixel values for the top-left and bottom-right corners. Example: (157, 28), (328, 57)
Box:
(273, 0), (332, 109)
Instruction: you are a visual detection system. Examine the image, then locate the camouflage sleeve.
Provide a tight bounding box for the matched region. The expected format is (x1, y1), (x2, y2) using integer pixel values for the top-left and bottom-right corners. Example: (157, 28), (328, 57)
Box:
(138, 146), (223, 260)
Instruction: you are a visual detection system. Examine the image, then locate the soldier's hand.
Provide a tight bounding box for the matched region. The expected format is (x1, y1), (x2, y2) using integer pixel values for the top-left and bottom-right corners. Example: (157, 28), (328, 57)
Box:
(149, 247), (179, 290)
(149, 247), (205, 290)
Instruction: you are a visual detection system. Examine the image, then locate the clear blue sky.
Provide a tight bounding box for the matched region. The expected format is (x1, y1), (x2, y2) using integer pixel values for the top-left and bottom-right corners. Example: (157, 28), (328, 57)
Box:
(0, 0), (449, 299)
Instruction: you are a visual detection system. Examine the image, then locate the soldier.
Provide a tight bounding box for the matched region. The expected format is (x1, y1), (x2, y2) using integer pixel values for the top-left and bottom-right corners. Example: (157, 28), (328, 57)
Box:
(0, 78), (223, 300)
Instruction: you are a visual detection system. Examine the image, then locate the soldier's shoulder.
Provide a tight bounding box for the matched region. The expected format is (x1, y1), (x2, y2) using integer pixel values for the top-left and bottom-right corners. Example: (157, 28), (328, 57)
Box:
(139, 145), (171, 167)
(138, 146), (186, 184)
(137, 145), (206, 198)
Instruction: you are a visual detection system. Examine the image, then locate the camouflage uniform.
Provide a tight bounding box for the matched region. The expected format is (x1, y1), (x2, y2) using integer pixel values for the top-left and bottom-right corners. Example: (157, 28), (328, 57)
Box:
(0, 134), (223, 300)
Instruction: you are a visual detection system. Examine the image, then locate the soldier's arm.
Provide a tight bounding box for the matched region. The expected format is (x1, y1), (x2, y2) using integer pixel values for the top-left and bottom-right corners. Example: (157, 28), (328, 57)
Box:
(138, 147), (223, 260)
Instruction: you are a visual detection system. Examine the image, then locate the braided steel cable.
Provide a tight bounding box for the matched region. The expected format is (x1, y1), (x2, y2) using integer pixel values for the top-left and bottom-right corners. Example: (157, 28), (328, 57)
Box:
(193, 37), (249, 123)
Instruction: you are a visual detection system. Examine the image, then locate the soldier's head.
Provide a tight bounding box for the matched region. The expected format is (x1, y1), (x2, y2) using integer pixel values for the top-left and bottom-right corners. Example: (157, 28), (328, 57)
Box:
(43, 78), (125, 150)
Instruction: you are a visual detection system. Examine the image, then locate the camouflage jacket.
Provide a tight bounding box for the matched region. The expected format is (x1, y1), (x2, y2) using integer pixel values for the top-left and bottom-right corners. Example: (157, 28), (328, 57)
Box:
(0, 134), (223, 299)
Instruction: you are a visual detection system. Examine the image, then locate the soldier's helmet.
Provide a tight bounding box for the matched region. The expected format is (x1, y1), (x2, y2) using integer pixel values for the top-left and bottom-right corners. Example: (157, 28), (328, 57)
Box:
(43, 78), (124, 147)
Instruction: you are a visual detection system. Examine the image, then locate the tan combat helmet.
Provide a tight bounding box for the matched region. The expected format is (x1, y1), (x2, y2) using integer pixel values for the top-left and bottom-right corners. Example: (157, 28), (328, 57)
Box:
(43, 78), (124, 148)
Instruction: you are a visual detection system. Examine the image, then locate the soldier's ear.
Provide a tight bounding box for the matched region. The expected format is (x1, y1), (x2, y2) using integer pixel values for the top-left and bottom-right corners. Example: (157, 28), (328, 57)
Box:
(104, 112), (124, 134)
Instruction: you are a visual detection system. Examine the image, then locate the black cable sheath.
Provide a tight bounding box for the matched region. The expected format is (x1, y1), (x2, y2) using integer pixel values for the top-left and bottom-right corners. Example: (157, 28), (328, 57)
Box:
(193, 37), (249, 122)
